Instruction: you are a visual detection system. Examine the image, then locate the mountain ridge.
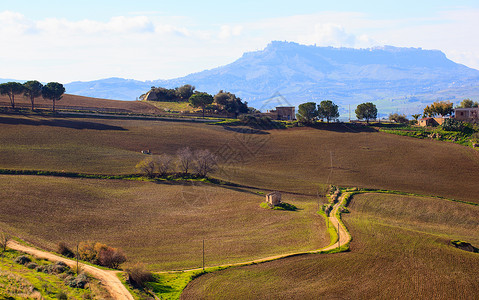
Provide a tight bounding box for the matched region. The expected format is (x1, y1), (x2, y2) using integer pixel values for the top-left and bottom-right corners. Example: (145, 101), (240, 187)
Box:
(3, 41), (479, 115)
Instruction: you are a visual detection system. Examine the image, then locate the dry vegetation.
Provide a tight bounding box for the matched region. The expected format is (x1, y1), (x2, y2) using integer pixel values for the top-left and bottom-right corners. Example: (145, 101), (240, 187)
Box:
(0, 175), (327, 270)
(182, 193), (479, 299)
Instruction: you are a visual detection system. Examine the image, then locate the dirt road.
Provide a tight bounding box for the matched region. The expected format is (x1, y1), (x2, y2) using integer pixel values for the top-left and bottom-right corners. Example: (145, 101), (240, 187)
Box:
(7, 240), (134, 300)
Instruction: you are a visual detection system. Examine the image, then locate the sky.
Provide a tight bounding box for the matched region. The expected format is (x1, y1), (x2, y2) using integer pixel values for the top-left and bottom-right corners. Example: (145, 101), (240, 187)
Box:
(1, 0), (479, 83)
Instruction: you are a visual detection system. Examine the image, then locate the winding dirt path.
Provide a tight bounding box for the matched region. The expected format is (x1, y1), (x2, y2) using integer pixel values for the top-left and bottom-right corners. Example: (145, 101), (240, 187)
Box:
(165, 192), (352, 273)
(7, 240), (134, 300)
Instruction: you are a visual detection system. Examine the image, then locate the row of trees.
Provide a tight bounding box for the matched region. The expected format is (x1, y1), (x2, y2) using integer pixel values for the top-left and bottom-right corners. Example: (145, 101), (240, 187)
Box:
(296, 101), (380, 124)
(296, 100), (340, 124)
(0, 81), (65, 111)
(136, 147), (217, 178)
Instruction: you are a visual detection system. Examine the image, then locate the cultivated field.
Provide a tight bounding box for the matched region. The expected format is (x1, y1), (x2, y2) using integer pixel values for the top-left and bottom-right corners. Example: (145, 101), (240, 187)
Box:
(0, 175), (327, 270)
(0, 113), (478, 202)
(0, 94), (162, 114)
(182, 193), (479, 299)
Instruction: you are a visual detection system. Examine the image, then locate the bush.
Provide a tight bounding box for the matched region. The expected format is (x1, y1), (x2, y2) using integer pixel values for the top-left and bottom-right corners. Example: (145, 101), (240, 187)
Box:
(65, 273), (89, 288)
(98, 247), (127, 269)
(15, 255), (31, 265)
(26, 262), (38, 269)
(441, 118), (465, 132)
(126, 265), (154, 288)
(78, 241), (126, 268)
(58, 242), (75, 258)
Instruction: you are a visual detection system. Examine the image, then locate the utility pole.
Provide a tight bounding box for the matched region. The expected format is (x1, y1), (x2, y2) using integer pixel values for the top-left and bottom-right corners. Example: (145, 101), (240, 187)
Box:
(338, 222), (340, 249)
(349, 104), (351, 122)
(76, 244), (79, 275)
(202, 239), (205, 271)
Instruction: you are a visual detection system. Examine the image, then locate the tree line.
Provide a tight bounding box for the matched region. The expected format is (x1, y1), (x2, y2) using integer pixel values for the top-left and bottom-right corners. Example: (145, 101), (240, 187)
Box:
(296, 100), (379, 124)
(0, 81), (65, 111)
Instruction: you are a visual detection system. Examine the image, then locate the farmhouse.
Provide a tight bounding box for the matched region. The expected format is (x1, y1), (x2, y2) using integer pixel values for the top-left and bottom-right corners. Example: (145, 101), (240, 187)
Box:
(455, 107), (479, 122)
(266, 191), (282, 207)
(418, 117), (447, 127)
(262, 106), (296, 120)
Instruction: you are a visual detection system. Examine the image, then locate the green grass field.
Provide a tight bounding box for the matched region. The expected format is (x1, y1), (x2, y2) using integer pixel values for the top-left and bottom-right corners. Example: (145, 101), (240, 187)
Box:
(0, 175), (328, 271)
(181, 193), (479, 299)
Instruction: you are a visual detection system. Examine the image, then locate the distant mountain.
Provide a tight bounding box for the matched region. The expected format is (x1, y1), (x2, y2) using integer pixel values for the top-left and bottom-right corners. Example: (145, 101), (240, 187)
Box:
(6, 41), (479, 116)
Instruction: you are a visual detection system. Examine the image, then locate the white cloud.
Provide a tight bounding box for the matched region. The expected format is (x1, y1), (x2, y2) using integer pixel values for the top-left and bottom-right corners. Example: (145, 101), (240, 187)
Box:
(218, 25), (243, 39)
(0, 8), (479, 83)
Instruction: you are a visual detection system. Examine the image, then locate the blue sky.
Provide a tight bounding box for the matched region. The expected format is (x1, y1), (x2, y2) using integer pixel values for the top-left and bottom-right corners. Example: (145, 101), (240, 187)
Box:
(1, 0), (478, 82)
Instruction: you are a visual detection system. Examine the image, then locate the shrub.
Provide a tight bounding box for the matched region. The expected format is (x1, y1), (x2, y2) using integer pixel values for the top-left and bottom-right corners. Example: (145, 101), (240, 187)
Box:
(98, 247), (127, 269)
(78, 241), (126, 268)
(58, 242), (75, 258)
(15, 255), (31, 265)
(441, 118), (465, 132)
(65, 273), (89, 288)
(126, 264), (154, 288)
(26, 262), (38, 269)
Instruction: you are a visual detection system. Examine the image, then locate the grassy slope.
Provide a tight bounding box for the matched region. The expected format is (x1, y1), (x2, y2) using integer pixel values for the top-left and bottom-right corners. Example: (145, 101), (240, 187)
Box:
(0, 249), (107, 299)
(0, 113), (478, 202)
(181, 193), (479, 299)
(0, 175), (327, 271)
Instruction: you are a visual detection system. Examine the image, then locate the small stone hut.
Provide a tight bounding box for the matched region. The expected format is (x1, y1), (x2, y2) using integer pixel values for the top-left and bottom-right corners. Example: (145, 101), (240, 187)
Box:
(266, 191), (282, 206)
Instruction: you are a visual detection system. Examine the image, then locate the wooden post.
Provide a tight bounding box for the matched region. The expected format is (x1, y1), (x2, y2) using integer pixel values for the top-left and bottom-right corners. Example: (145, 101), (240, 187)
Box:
(202, 239), (205, 271)
(76, 244), (79, 275)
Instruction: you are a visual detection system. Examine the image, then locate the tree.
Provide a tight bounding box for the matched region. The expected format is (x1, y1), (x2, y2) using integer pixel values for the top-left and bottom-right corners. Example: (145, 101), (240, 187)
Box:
(175, 84), (195, 101)
(458, 99), (479, 108)
(423, 101), (453, 117)
(296, 102), (318, 124)
(157, 154), (173, 176)
(189, 92), (214, 118)
(0, 82), (24, 109)
(193, 149), (217, 177)
(214, 90), (248, 118)
(136, 157), (156, 178)
(355, 102), (377, 124)
(177, 147), (193, 174)
(42, 82), (65, 112)
(0, 232), (10, 253)
(411, 114), (421, 121)
(388, 113), (408, 124)
(23, 80), (43, 110)
(318, 100), (339, 123)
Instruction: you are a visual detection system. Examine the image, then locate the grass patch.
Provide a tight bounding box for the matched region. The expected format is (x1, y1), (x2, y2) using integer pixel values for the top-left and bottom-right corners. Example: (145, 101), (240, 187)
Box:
(260, 202), (298, 211)
(0, 249), (96, 299)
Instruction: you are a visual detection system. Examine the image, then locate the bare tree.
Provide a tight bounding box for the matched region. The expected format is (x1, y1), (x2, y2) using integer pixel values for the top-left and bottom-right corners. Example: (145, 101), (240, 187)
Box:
(0, 232), (10, 252)
(177, 147), (193, 175)
(136, 157), (156, 178)
(193, 149), (218, 177)
(157, 154), (173, 176)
